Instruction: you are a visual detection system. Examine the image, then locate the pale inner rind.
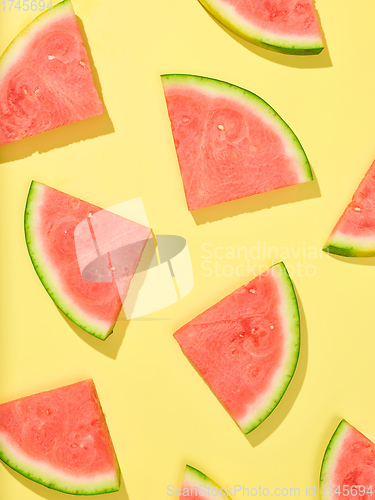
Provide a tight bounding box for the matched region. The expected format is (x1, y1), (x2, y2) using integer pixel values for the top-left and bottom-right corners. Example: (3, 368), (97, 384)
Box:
(0, 431), (118, 494)
(237, 265), (299, 432)
(198, 0), (323, 47)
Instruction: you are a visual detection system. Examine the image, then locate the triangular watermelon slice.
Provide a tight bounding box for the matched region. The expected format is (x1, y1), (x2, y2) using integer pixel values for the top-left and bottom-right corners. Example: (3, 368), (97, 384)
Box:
(197, 0), (324, 55)
(161, 74), (313, 211)
(0, 0), (104, 145)
(24, 181), (151, 340)
(178, 465), (232, 499)
(320, 420), (375, 499)
(0, 380), (120, 495)
(173, 262), (300, 434)
(323, 159), (375, 257)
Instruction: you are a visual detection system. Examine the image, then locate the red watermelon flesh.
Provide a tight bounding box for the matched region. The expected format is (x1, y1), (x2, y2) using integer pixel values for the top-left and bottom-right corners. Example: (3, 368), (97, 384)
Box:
(0, 380), (120, 494)
(320, 420), (375, 500)
(196, 0), (324, 54)
(24, 181), (151, 340)
(162, 74), (313, 211)
(173, 262), (300, 434)
(0, 0), (103, 146)
(323, 159), (375, 257)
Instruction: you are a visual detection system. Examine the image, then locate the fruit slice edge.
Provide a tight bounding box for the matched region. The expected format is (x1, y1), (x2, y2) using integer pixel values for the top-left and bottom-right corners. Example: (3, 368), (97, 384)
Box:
(197, 0), (324, 55)
(174, 262), (300, 434)
(182, 464), (232, 500)
(0, 380), (120, 495)
(161, 74), (313, 210)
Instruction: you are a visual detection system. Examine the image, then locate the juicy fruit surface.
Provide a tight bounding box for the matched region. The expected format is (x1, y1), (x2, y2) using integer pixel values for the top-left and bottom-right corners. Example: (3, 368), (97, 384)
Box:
(180, 465), (232, 500)
(162, 75), (312, 210)
(198, 0), (323, 53)
(0, 380), (120, 494)
(223, 0), (321, 37)
(25, 181), (151, 339)
(0, 0), (103, 145)
(174, 263), (299, 433)
(324, 159), (375, 256)
(321, 421), (375, 500)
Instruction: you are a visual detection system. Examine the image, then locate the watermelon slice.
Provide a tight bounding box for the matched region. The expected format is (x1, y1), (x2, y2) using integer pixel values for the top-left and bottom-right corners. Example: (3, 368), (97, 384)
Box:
(0, 380), (120, 495)
(24, 181), (151, 340)
(320, 420), (375, 500)
(0, 0), (103, 146)
(173, 262), (300, 434)
(178, 465), (231, 500)
(197, 0), (324, 55)
(323, 159), (375, 257)
(161, 74), (313, 211)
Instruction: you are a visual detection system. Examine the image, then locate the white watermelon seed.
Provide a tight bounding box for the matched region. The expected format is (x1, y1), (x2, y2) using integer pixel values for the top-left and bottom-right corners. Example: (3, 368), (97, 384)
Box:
(218, 124), (225, 131)
(181, 116), (189, 123)
(354, 207), (361, 212)
(79, 61), (85, 67)
(249, 288), (255, 293)
(48, 55), (55, 60)
(110, 267), (116, 272)
(270, 325), (274, 330)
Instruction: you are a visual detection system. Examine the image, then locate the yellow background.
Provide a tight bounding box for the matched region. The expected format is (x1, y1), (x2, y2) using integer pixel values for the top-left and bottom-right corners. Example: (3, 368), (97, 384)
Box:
(1, 0), (375, 499)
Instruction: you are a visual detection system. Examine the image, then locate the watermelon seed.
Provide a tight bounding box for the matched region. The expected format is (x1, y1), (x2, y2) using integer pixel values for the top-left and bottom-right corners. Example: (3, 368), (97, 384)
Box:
(218, 124), (225, 131)
(249, 289), (255, 294)
(48, 55), (55, 60)
(110, 267), (116, 271)
(79, 61), (85, 67)
(181, 116), (189, 123)
(354, 207), (361, 212)
(34, 89), (40, 96)
(270, 325), (274, 330)
(22, 88), (28, 95)
(88, 212), (92, 218)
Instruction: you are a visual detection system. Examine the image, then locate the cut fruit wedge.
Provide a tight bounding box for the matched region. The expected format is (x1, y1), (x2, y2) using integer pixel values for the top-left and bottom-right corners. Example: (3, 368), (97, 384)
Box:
(0, 380), (120, 495)
(0, 0), (104, 145)
(24, 181), (151, 340)
(197, 0), (324, 55)
(162, 74), (313, 210)
(320, 420), (375, 500)
(174, 262), (300, 433)
(323, 159), (375, 257)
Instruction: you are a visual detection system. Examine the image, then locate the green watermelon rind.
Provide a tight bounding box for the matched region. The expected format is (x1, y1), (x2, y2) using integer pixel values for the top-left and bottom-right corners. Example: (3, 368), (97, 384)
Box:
(323, 237), (375, 258)
(197, 0), (324, 55)
(183, 465), (232, 500)
(0, 432), (120, 495)
(240, 262), (300, 434)
(319, 420), (351, 495)
(24, 181), (115, 341)
(0, 0), (72, 77)
(161, 74), (313, 185)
